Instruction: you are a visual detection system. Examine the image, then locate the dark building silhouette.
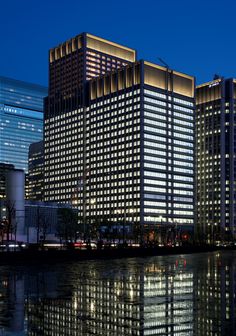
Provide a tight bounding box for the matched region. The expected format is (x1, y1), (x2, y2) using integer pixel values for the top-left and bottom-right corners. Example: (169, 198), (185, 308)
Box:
(27, 140), (44, 201)
(0, 162), (14, 199)
(196, 78), (236, 242)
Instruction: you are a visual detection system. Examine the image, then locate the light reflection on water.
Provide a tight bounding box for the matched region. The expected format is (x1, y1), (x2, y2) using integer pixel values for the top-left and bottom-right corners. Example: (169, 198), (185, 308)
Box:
(0, 251), (235, 335)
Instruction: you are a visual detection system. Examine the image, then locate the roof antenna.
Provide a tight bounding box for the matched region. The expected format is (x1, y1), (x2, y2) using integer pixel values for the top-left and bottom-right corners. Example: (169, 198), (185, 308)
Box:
(213, 74), (224, 80)
(158, 57), (170, 69)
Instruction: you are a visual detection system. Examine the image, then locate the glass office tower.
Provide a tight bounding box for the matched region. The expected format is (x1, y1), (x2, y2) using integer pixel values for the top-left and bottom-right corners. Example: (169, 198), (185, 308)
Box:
(44, 33), (194, 235)
(196, 78), (236, 242)
(0, 76), (47, 172)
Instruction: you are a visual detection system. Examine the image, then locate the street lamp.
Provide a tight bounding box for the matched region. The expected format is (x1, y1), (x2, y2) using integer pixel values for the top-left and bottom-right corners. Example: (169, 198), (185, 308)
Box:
(213, 223), (217, 244)
(207, 223), (211, 244)
(157, 215), (163, 245)
(168, 219), (174, 245)
(123, 208), (134, 243)
(87, 199), (96, 240)
(115, 208), (134, 244)
(207, 222), (217, 245)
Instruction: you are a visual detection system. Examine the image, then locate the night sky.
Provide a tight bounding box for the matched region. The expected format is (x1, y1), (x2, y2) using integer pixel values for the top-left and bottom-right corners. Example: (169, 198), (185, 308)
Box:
(1, 0), (235, 87)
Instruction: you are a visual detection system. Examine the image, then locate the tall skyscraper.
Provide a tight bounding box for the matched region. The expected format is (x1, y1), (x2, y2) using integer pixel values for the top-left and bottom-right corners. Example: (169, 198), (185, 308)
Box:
(196, 77), (236, 242)
(48, 32), (136, 91)
(45, 33), (194, 236)
(44, 33), (136, 202)
(0, 76), (47, 172)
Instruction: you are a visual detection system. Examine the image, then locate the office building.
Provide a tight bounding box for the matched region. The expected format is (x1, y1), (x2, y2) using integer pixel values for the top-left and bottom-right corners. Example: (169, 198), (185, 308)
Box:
(45, 33), (194, 236)
(0, 197), (76, 243)
(25, 201), (77, 243)
(45, 33), (136, 201)
(0, 162), (14, 199)
(196, 78), (236, 242)
(87, 61), (194, 234)
(0, 76), (47, 172)
(27, 140), (44, 201)
(48, 32), (135, 91)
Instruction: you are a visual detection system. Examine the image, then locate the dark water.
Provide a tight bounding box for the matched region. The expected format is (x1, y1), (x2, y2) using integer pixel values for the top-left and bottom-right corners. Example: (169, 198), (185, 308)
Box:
(0, 251), (235, 336)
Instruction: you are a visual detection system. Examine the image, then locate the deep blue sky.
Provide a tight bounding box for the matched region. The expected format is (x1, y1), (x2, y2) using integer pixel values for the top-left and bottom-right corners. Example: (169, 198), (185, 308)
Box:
(1, 0), (235, 87)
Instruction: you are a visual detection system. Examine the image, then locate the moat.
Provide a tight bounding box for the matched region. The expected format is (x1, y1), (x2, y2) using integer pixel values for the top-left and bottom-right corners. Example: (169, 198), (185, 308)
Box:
(0, 251), (235, 335)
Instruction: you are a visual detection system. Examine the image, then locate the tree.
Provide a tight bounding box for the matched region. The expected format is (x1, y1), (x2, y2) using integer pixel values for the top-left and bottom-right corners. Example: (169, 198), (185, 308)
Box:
(39, 211), (50, 243)
(57, 208), (78, 242)
(88, 216), (103, 240)
(101, 215), (113, 242)
(34, 206), (50, 243)
(4, 200), (16, 241)
(133, 221), (142, 244)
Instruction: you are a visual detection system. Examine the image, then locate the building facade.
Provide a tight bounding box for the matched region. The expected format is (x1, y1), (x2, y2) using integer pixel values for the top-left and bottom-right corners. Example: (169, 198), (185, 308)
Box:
(44, 33), (136, 203)
(196, 78), (236, 242)
(0, 168), (25, 241)
(44, 33), (195, 237)
(0, 163), (14, 199)
(0, 76), (47, 172)
(25, 201), (75, 243)
(27, 140), (44, 201)
(87, 61), (194, 237)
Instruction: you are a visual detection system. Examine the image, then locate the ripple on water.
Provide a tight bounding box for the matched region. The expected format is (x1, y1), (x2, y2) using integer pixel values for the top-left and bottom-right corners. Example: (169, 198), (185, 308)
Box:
(0, 251), (235, 335)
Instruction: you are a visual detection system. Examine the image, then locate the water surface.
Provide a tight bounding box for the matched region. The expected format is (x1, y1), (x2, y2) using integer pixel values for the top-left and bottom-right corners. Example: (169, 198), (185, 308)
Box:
(0, 251), (235, 335)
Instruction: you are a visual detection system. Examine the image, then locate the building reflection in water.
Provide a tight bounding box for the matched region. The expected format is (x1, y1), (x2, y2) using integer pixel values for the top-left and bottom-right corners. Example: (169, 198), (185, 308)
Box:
(194, 252), (236, 336)
(0, 252), (235, 335)
(143, 260), (193, 335)
(0, 273), (25, 335)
